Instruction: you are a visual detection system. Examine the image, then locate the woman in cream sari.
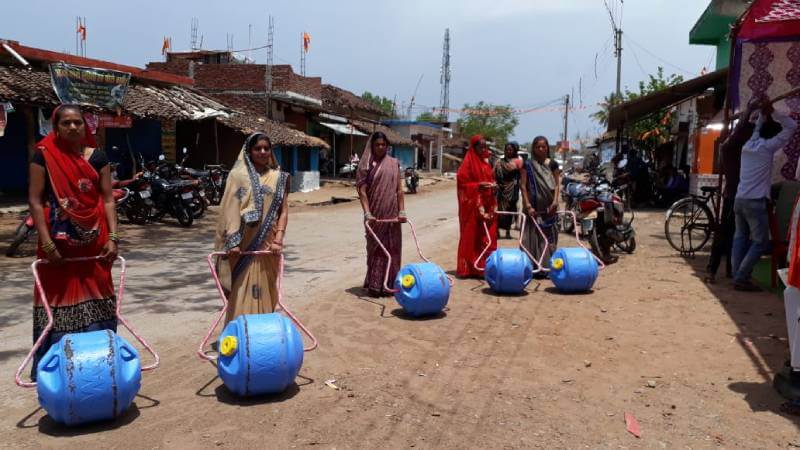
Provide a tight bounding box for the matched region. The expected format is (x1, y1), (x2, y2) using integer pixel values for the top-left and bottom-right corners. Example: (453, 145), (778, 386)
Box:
(215, 132), (290, 323)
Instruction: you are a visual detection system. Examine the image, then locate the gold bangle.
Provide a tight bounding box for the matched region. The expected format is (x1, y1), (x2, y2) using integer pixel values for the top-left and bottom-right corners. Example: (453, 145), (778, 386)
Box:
(41, 241), (56, 253)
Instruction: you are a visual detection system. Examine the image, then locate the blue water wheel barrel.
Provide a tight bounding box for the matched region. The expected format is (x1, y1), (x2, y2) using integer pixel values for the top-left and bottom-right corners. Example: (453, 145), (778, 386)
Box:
(217, 313), (304, 396)
(484, 249), (534, 294)
(394, 262), (450, 317)
(37, 330), (141, 426)
(549, 247), (599, 293)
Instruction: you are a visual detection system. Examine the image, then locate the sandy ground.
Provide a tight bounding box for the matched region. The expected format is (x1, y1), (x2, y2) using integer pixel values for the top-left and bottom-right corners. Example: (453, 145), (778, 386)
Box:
(0, 180), (799, 448)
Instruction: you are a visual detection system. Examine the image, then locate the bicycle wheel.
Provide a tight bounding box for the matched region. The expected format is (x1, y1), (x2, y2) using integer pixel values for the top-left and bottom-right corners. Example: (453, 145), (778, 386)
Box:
(664, 198), (713, 253)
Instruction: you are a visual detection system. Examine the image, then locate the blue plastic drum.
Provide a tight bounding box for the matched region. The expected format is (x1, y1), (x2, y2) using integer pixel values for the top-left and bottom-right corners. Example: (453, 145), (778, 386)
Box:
(37, 330), (141, 426)
(217, 313), (304, 396)
(394, 263), (450, 317)
(484, 249), (534, 294)
(549, 247), (599, 293)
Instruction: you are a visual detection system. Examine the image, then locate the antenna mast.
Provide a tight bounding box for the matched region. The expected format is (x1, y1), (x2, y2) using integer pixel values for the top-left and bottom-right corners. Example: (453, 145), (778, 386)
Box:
(439, 28), (451, 122)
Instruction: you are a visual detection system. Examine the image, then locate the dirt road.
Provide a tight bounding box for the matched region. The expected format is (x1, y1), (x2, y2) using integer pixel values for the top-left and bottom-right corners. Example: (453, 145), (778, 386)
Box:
(1, 182), (798, 448)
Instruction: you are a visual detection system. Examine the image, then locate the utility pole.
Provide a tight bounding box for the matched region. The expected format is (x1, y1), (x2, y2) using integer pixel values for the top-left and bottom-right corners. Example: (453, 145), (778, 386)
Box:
(604, 0), (623, 104)
(265, 16), (274, 119)
(562, 94), (570, 151)
(615, 28), (623, 102)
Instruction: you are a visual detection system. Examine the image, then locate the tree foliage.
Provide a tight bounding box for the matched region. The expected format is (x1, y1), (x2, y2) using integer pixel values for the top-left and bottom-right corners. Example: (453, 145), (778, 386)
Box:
(456, 101), (519, 146)
(591, 67), (684, 152)
(361, 91), (397, 118)
(415, 111), (439, 122)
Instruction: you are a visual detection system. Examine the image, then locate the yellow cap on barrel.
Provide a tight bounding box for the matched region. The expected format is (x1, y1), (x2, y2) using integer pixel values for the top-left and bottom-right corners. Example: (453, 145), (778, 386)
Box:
(401, 274), (416, 289)
(552, 258), (564, 270)
(220, 336), (238, 356)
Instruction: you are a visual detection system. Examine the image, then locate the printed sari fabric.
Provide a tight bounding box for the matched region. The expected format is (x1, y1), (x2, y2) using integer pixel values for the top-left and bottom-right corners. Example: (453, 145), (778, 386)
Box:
(521, 158), (559, 270)
(357, 135), (402, 295)
(494, 156), (521, 231)
(215, 134), (289, 323)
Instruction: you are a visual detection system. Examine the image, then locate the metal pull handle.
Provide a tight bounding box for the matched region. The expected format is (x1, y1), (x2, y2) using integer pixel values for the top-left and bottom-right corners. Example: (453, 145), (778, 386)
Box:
(364, 217), (454, 292)
(473, 211), (538, 272)
(199, 250), (318, 363)
(16, 255), (159, 388)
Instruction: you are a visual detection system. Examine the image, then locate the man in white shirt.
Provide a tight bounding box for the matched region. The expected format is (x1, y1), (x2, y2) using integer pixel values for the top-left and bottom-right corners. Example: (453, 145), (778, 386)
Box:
(732, 103), (798, 291)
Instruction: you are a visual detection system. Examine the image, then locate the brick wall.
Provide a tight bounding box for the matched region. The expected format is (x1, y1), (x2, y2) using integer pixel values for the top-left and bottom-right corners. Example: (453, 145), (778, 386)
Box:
(146, 61), (322, 101)
(146, 60), (191, 77)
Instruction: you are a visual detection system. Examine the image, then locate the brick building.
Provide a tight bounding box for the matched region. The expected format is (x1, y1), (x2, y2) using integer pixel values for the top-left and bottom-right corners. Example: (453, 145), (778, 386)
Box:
(147, 50), (328, 190)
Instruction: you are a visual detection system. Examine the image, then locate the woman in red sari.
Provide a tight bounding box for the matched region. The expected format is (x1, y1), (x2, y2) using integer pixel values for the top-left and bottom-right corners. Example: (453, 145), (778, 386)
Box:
(27, 105), (119, 379)
(357, 132), (407, 297)
(456, 135), (498, 278)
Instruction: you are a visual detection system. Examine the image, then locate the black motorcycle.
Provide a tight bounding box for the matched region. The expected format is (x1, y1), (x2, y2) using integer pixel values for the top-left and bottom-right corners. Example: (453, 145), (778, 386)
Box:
(203, 165), (228, 206)
(143, 158), (194, 227)
(116, 175), (155, 225)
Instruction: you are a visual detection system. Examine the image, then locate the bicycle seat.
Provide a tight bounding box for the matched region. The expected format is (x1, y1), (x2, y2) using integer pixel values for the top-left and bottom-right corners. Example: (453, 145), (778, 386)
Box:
(700, 186), (719, 194)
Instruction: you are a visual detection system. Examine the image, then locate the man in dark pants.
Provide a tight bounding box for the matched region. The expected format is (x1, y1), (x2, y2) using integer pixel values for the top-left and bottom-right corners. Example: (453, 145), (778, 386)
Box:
(706, 103), (757, 283)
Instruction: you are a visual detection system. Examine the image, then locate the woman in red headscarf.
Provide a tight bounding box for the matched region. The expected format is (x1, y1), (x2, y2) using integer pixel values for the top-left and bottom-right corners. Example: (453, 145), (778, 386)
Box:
(456, 135), (498, 278)
(27, 104), (119, 380)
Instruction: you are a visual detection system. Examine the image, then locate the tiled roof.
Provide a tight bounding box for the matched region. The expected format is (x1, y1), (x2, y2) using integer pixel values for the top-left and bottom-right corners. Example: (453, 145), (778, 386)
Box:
(322, 84), (384, 119)
(0, 65), (227, 120)
(351, 119), (416, 147)
(442, 136), (469, 149)
(2, 40), (193, 86)
(219, 114), (330, 149)
(0, 63), (330, 149)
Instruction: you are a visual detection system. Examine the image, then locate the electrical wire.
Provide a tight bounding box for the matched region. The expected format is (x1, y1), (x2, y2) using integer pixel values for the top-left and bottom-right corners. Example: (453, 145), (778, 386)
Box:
(624, 36), (649, 78)
(625, 35), (696, 76)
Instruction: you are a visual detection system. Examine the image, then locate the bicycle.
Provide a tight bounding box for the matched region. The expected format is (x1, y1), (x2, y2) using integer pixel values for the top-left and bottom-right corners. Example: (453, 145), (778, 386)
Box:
(664, 185), (720, 254)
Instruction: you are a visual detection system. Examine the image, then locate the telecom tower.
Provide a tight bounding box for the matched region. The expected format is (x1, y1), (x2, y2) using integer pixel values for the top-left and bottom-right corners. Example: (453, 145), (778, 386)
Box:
(190, 18), (199, 50)
(439, 28), (451, 122)
(265, 16), (275, 119)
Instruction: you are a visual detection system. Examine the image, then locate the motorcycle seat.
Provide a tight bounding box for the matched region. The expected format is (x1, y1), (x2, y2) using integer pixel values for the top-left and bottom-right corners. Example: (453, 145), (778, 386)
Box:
(184, 168), (210, 178)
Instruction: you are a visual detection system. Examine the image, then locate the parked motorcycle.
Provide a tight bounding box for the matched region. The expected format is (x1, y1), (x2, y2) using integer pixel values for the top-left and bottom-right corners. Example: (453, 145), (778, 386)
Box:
(576, 182), (636, 263)
(404, 167), (419, 194)
(143, 156), (195, 227)
(203, 165), (228, 206)
(5, 214), (35, 257)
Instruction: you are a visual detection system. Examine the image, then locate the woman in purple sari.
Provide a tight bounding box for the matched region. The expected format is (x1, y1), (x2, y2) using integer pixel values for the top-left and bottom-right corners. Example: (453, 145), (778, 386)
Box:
(357, 132), (407, 297)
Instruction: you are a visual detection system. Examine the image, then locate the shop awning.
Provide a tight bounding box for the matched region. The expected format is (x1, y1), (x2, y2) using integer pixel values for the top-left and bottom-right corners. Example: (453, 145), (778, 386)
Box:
(318, 121), (367, 136)
(607, 68), (728, 131)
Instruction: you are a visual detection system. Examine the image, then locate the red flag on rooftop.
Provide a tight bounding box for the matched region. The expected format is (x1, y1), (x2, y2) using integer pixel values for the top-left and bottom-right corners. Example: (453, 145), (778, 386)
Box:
(161, 37), (171, 55)
(303, 32), (311, 53)
(77, 22), (86, 41)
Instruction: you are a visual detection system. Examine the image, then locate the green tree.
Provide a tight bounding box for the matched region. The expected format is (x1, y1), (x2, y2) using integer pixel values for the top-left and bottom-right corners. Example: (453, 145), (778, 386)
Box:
(361, 91), (397, 118)
(416, 111), (439, 122)
(590, 92), (623, 127)
(456, 102), (519, 146)
(591, 67), (684, 153)
(624, 67), (684, 153)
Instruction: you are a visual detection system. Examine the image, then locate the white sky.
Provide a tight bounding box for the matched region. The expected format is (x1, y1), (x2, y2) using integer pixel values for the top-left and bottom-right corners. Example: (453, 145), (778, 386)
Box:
(2, 0), (715, 145)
